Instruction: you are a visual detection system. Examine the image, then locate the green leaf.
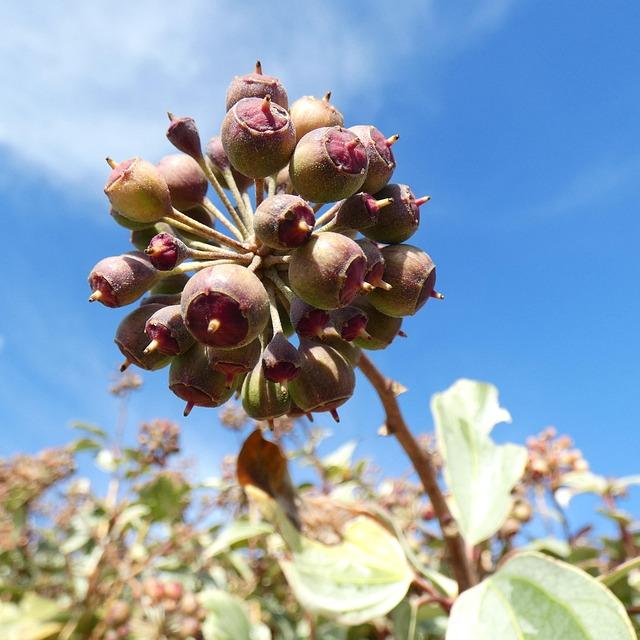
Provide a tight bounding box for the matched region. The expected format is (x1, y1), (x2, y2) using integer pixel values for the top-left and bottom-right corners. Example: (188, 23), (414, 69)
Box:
(600, 556), (640, 588)
(446, 551), (635, 639)
(321, 440), (358, 470)
(432, 379), (527, 545)
(203, 519), (273, 559)
(70, 422), (107, 439)
(278, 514), (413, 626)
(137, 474), (190, 522)
(200, 589), (252, 640)
(0, 594), (63, 640)
(70, 438), (101, 452)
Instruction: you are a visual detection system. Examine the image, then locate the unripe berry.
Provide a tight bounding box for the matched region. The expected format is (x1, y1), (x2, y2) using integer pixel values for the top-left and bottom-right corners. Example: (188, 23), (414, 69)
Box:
(352, 298), (402, 351)
(166, 114), (203, 160)
(262, 332), (301, 382)
(205, 136), (253, 192)
(254, 194), (315, 250)
(164, 581), (183, 601)
(225, 61), (289, 111)
(206, 339), (261, 386)
(145, 232), (190, 271)
(330, 306), (370, 342)
(150, 273), (189, 295)
(241, 361), (291, 422)
(289, 126), (368, 203)
(290, 92), (344, 142)
(288, 232), (367, 309)
(169, 344), (236, 416)
(181, 264), (270, 348)
(290, 298), (330, 338)
(356, 238), (391, 290)
(156, 154), (207, 211)
(275, 165), (294, 194)
(110, 207), (151, 231)
(88, 252), (158, 307)
(221, 96), (296, 178)
(104, 158), (172, 223)
(348, 125), (397, 194)
(144, 304), (194, 356)
(115, 304), (172, 371)
(140, 293), (182, 306)
(362, 184), (427, 244)
(318, 334), (361, 367)
(368, 245), (440, 317)
(288, 341), (355, 419)
(326, 192), (393, 232)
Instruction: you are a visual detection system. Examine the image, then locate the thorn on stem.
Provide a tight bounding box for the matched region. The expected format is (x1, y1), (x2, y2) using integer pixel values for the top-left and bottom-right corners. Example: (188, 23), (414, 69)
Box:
(105, 157), (117, 169)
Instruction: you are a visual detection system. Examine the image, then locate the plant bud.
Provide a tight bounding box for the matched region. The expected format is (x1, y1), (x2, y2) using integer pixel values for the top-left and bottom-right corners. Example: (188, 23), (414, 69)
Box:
(262, 332), (301, 382)
(330, 306), (369, 342)
(115, 304), (172, 371)
(110, 207), (151, 231)
(328, 192), (392, 232)
(289, 298), (330, 338)
(288, 341), (355, 418)
(290, 92), (344, 142)
(348, 125), (396, 194)
(206, 339), (261, 386)
(254, 194), (315, 250)
(362, 184), (425, 244)
(150, 272), (189, 295)
(288, 232), (367, 309)
(145, 232), (190, 271)
(352, 298), (402, 350)
(205, 136), (253, 192)
(289, 126), (368, 203)
(130, 222), (176, 252)
(368, 245), (438, 317)
(241, 362), (291, 423)
(144, 304), (194, 356)
(356, 238), (390, 289)
(88, 252), (158, 307)
(317, 334), (361, 367)
(181, 264), (270, 348)
(166, 114), (202, 159)
(104, 158), (172, 223)
(221, 96), (296, 178)
(225, 61), (289, 111)
(156, 154), (207, 210)
(169, 345), (235, 415)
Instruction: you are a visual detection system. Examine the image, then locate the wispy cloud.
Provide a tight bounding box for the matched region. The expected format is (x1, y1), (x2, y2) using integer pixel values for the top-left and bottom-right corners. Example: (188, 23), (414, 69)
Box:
(0, 0), (516, 188)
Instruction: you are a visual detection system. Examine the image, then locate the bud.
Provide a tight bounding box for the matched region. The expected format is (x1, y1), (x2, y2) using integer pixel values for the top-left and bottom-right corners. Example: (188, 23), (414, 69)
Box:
(362, 183), (425, 244)
(241, 361), (291, 423)
(261, 332), (301, 382)
(144, 304), (194, 356)
(288, 232), (367, 309)
(225, 61), (289, 111)
(88, 252), (158, 307)
(130, 222), (176, 252)
(104, 158), (172, 223)
(290, 298), (330, 338)
(221, 96), (296, 178)
(145, 232), (190, 271)
(205, 136), (253, 192)
(330, 306), (369, 341)
(169, 345), (236, 416)
(352, 298), (402, 350)
(290, 92), (344, 142)
(166, 114), (202, 159)
(115, 304), (172, 371)
(289, 126), (368, 203)
(348, 125), (396, 194)
(156, 154), (207, 210)
(181, 264), (270, 348)
(254, 194), (315, 249)
(206, 339), (261, 386)
(288, 341), (356, 419)
(368, 245), (438, 317)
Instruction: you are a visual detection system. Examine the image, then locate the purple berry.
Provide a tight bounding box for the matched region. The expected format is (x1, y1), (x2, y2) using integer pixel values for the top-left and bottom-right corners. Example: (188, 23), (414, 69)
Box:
(254, 194), (315, 250)
(205, 136), (253, 192)
(156, 154), (207, 211)
(181, 264), (269, 348)
(352, 298), (402, 350)
(166, 114), (202, 160)
(261, 332), (301, 383)
(225, 61), (289, 111)
(145, 232), (190, 271)
(290, 298), (330, 338)
(221, 96), (296, 178)
(288, 232), (367, 309)
(289, 126), (368, 203)
(290, 92), (344, 142)
(348, 125), (397, 194)
(330, 306), (369, 342)
(149, 273), (189, 295)
(356, 239), (391, 290)
(326, 192), (393, 232)
(206, 339), (261, 387)
(144, 304), (194, 356)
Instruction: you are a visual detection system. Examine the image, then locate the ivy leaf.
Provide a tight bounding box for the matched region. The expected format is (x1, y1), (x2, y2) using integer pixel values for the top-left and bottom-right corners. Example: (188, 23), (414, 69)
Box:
(203, 519), (274, 559)
(200, 589), (252, 640)
(137, 474), (190, 522)
(432, 379), (527, 545)
(446, 552), (635, 639)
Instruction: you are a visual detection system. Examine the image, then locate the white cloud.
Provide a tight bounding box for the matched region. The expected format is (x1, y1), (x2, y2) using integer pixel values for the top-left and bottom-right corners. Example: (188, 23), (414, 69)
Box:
(0, 0), (515, 189)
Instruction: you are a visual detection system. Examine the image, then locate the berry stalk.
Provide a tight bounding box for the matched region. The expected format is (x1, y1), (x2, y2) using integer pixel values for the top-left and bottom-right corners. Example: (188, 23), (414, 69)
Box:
(200, 197), (245, 240)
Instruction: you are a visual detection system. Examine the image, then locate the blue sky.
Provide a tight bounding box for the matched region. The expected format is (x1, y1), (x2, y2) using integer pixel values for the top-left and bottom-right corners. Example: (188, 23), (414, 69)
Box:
(1, 1), (639, 526)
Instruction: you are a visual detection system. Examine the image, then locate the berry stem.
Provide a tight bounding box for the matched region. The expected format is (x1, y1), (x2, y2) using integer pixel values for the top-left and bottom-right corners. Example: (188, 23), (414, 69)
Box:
(312, 202), (324, 214)
(242, 192), (254, 217)
(188, 246), (251, 262)
(265, 269), (295, 304)
(357, 351), (478, 593)
(201, 197), (245, 240)
(166, 208), (250, 253)
(265, 283), (284, 334)
(254, 178), (265, 208)
(262, 254), (291, 268)
(219, 165), (253, 230)
(314, 199), (342, 228)
(162, 259), (246, 276)
(267, 174), (277, 198)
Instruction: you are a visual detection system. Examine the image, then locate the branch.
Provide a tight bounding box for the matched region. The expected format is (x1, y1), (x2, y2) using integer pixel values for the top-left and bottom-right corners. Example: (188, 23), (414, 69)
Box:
(357, 351), (477, 592)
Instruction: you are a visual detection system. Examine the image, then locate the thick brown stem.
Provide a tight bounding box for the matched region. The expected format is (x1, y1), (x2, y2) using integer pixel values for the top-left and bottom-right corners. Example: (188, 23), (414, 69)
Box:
(357, 351), (477, 592)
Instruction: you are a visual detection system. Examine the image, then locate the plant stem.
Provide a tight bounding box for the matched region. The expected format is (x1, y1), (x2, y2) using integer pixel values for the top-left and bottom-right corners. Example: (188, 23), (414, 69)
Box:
(201, 197), (245, 240)
(255, 178), (265, 208)
(220, 165), (253, 229)
(265, 270), (295, 304)
(357, 351), (477, 592)
(266, 282), (283, 334)
(167, 208), (250, 252)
